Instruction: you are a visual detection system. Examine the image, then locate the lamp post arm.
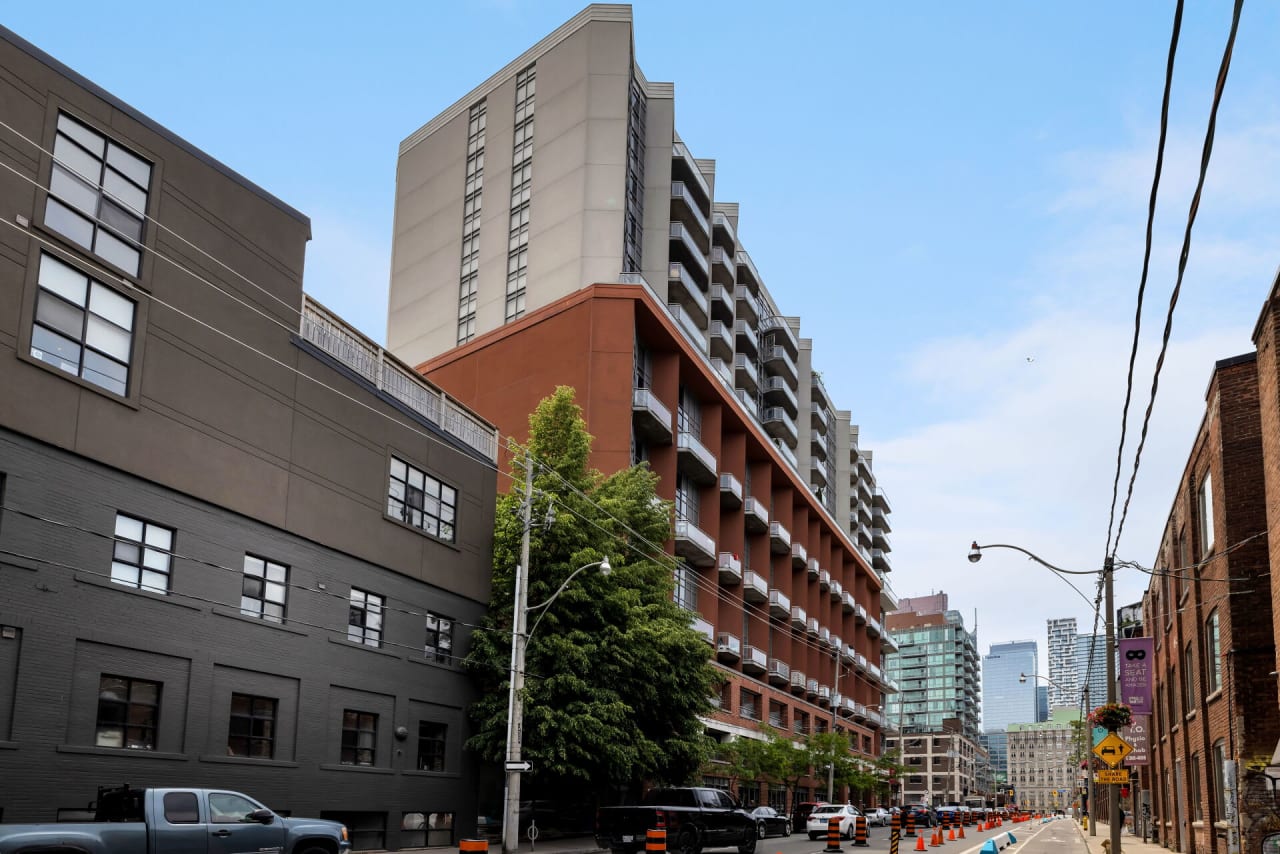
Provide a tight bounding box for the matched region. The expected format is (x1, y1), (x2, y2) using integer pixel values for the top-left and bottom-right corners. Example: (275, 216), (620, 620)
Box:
(972, 543), (1100, 575)
(525, 559), (607, 643)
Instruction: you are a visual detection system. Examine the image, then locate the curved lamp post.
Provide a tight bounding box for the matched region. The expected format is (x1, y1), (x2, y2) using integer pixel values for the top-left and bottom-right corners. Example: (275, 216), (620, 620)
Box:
(969, 541), (1117, 854)
(503, 556), (610, 854)
(1020, 671), (1093, 835)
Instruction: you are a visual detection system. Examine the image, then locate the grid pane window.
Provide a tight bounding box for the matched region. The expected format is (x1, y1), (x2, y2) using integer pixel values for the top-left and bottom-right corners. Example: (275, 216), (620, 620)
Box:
(31, 253), (135, 395)
(228, 693), (276, 758)
(417, 721), (447, 772)
(341, 710), (378, 766)
(425, 612), (454, 664)
(348, 588), (384, 647)
(95, 674), (159, 749)
(111, 512), (174, 593)
(1204, 610), (1221, 693)
(387, 457), (458, 542)
(46, 112), (152, 275)
(458, 101), (486, 345)
(240, 555), (288, 622)
(506, 67), (535, 323)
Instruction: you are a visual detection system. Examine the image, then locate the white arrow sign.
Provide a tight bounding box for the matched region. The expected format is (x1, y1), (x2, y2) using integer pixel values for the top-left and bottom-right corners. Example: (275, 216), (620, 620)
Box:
(505, 761), (532, 772)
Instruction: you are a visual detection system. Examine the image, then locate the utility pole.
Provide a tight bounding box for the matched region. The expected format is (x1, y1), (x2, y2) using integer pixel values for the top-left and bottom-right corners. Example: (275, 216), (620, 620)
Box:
(503, 458), (535, 854)
(828, 652), (839, 803)
(1104, 556), (1120, 854)
(1084, 683), (1094, 837)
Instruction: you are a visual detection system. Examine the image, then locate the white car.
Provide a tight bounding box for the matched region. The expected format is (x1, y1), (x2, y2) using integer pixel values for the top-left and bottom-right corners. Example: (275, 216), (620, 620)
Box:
(806, 804), (863, 840)
(864, 807), (891, 827)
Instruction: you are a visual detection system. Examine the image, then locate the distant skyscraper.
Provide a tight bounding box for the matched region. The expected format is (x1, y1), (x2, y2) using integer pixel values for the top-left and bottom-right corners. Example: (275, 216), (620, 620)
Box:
(1075, 632), (1108, 709)
(1046, 617), (1079, 707)
(981, 640), (1038, 787)
(1037, 686), (1049, 722)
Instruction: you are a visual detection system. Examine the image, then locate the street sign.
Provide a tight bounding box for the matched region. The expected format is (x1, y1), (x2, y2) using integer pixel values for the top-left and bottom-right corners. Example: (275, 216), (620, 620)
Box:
(1095, 769), (1129, 784)
(505, 760), (532, 772)
(1093, 732), (1134, 768)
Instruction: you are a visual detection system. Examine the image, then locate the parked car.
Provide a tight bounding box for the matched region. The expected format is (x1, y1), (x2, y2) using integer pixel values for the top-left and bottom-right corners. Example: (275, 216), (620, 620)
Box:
(0, 785), (350, 854)
(903, 805), (936, 828)
(595, 787), (756, 854)
(747, 807), (791, 839)
(863, 808), (891, 827)
(790, 801), (825, 829)
(805, 804), (862, 840)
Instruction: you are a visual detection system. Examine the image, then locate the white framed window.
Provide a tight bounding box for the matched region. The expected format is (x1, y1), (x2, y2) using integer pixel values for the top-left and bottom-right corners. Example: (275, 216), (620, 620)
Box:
(111, 512), (173, 593)
(240, 555), (288, 623)
(31, 252), (135, 396)
(425, 612), (454, 664)
(46, 112), (152, 275)
(1198, 472), (1215, 555)
(1204, 610), (1221, 694)
(348, 588), (384, 647)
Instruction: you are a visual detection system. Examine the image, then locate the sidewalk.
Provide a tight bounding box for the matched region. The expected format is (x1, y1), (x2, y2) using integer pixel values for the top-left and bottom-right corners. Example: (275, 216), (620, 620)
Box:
(1075, 821), (1168, 854)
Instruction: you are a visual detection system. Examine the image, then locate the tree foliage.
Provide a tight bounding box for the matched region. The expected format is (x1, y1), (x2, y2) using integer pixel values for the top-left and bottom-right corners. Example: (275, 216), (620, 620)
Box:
(465, 387), (721, 799)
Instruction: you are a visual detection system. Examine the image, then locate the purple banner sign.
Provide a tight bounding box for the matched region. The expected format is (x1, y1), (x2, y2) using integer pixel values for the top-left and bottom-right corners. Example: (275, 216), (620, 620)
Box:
(1119, 637), (1154, 716)
(1123, 717), (1149, 766)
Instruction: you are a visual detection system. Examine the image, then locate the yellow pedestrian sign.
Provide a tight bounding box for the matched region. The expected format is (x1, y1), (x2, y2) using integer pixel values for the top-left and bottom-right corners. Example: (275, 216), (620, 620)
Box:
(1093, 732), (1134, 767)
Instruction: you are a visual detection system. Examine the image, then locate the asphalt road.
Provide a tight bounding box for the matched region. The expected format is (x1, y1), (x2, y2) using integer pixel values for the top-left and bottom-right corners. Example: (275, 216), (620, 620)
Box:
(740, 819), (1050, 854)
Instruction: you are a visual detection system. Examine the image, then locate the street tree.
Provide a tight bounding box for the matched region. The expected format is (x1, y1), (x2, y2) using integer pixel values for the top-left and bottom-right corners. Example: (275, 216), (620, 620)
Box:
(466, 386), (721, 802)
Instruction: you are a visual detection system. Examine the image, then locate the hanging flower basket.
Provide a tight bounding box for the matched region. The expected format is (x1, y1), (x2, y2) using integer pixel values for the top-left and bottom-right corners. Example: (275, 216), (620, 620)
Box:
(1087, 702), (1133, 731)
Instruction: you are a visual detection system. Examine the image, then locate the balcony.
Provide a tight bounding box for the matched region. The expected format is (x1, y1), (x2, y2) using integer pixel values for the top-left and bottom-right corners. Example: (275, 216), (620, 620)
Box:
(841, 590), (856, 613)
(811, 372), (831, 408)
(842, 643), (856, 664)
(818, 685), (831, 706)
(674, 519), (716, 567)
(806, 617), (819, 638)
(767, 658), (791, 687)
(712, 210), (737, 246)
(762, 407), (799, 448)
(855, 652), (867, 673)
(734, 319), (759, 358)
(790, 541), (807, 569)
(742, 645), (767, 676)
(733, 285), (760, 327)
(790, 670), (807, 695)
(873, 548), (891, 573)
(790, 605), (807, 630)
(666, 302), (707, 354)
(854, 604), (867, 624)
(768, 521), (791, 554)
(708, 320), (734, 361)
(632, 388), (674, 444)
(818, 569), (830, 591)
(762, 375), (798, 415)
(811, 430), (828, 459)
(735, 388), (757, 419)
(743, 571), (768, 604)
(866, 616), (882, 639)
(873, 486), (891, 513)
(856, 498), (872, 526)
(873, 504), (891, 533)
(852, 703), (867, 722)
(717, 551), (742, 585)
(819, 626), (831, 647)
(806, 678), (819, 699)
(830, 580), (843, 601)
(872, 527), (891, 551)
(856, 523), (872, 548)
(711, 246), (736, 287)
(867, 662), (883, 682)
(733, 353), (759, 395)
(668, 261), (709, 328)
(812, 405), (829, 434)
(743, 497), (769, 533)
(669, 222), (710, 280)
(719, 472), (743, 509)
(735, 250), (762, 295)
(882, 632), (899, 653)
(830, 633), (841, 652)
(763, 346), (798, 386)
(708, 285), (734, 324)
(806, 558), (820, 580)
(768, 589), (791, 620)
(716, 632), (742, 663)
(810, 459), (828, 489)
(670, 181), (710, 241)
(676, 429), (717, 485)
(690, 615), (715, 645)
(710, 357), (733, 387)
(773, 439), (798, 469)
(760, 314), (799, 356)
(866, 708), (884, 728)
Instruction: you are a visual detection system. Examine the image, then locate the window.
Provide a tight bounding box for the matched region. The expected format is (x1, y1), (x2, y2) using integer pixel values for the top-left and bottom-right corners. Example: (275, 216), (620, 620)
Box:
(227, 693), (276, 758)
(673, 564), (696, 611)
(738, 688), (760, 721)
(425, 613), (454, 664)
(506, 66), (535, 323)
(95, 674), (159, 749)
(1205, 610), (1221, 694)
(1183, 641), (1196, 712)
(341, 710), (377, 766)
(457, 100), (485, 345)
(31, 252), (135, 396)
(1211, 739), (1227, 821)
(1188, 754), (1202, 821)
(240, 555), (287, 623)
(387, 457), (457, 542)
(417, 721), (446, 772)
(163, 792), (199, 824)
(111, 513), (174, 593)
(45, 112), (152, 275)
(1198, 473), (1215, 556)
(209, 792), (260, 824)
(348, 588), (384, 647)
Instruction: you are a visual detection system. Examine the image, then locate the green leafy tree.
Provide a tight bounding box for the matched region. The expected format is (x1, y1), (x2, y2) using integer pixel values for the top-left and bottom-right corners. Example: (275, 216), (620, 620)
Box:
(465, 387), (721, 802)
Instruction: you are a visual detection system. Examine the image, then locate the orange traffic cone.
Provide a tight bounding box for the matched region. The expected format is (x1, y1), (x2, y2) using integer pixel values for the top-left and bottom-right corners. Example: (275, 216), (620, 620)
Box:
(915, 835), (927, 852)
(947, 826), (956, 841)
(957, 824), (965, 840)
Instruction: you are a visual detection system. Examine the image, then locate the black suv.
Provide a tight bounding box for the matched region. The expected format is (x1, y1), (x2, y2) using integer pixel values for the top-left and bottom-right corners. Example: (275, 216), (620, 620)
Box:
(904, 806), (936, 828)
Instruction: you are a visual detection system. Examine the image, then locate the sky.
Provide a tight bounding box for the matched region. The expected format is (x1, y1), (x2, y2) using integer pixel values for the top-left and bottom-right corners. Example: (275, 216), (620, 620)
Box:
(9, 2), (1280, 678)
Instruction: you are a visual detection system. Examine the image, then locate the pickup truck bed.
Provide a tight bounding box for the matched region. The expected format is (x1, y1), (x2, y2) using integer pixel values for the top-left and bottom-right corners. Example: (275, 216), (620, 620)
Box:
(595, 788), (756, 854)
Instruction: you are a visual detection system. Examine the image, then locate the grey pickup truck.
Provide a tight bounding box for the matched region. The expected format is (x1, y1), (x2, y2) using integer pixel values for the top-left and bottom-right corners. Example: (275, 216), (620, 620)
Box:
(595, 787), (756, 854)
(0, 785), (350, 854)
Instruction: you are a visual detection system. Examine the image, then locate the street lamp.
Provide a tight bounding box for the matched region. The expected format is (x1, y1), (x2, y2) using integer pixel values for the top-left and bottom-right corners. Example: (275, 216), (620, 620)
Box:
(502, 552), (611, 854)
(969, 542), (1118, 854)
(1020, 671), (1092, 836)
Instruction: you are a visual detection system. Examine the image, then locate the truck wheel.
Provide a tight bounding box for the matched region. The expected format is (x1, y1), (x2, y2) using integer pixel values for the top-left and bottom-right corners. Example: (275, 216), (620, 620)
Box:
(675, 828), (700, 854)
(737, 827), (757, 854)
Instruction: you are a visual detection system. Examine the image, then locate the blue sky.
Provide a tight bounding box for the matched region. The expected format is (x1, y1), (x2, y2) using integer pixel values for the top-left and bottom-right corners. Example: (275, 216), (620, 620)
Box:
(10, 2), (1280, 676)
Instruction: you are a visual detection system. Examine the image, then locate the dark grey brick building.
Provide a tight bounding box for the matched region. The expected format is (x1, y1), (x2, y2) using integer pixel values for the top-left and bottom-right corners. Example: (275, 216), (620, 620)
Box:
(0, 25), (499, 848)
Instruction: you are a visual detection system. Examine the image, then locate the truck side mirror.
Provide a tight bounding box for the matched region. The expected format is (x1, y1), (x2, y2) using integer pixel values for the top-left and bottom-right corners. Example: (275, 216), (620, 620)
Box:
(249, 809), (275, 824)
